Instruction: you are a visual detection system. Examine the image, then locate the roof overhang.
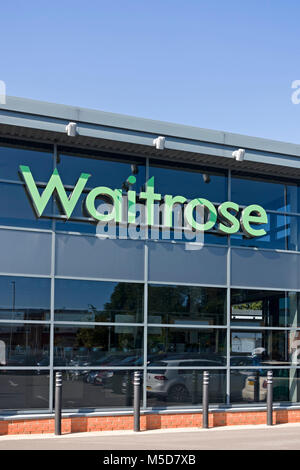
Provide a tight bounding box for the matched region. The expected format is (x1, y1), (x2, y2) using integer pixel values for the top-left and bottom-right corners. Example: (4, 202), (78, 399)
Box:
(1, 96), (300, 180)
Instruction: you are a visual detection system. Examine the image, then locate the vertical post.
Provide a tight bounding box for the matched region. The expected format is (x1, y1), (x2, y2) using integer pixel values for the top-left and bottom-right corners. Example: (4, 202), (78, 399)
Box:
(267, 370), (273, 426)
(55, 372), (62, 435)
(202, 371), (209, 429)
(133, 371), (141, 432)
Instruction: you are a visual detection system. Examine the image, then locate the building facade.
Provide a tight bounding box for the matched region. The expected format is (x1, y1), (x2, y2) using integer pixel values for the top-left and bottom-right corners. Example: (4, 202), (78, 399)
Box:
(1, 97), (300, 432)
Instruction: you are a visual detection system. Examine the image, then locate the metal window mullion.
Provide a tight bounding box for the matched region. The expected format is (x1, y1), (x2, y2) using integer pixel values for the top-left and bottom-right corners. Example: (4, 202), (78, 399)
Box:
(226, 169), (231, 405)
(49, 144), (56, 414)
(143, 156), (149, 410)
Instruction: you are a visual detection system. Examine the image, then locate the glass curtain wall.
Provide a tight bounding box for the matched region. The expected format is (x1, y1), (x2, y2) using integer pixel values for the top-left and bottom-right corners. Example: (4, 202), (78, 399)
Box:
(0, 139), (300, 411)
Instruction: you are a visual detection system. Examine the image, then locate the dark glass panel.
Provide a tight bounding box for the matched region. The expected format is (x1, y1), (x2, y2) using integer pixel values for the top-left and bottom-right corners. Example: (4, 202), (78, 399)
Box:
(231, 212), (287, 250)
(230, 369), (300, 404)
(147, 327), (226, 362)
(286, 184), (300, 214)
(147, 368), (226, 406)
(53, 325), (143, 366)
(148, 285), (226, 325)
(56, 149), (146, 191)
(149, 160), (227, 203)
(0, 371), (49, 410)
(0, 140), (53, 182)
(0, 182), (53, 229)
(231, 175), (286, 211)
(0, 276), (51, 321)
(0, 324), (50, 366)
(231, 289), (300, 328)
(54, 280), (144, 323)
(230, 330), (299, 366)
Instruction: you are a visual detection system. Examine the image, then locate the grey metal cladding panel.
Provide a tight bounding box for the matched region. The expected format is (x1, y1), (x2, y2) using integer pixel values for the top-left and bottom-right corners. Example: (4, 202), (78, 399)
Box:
(148, 243), (227, 285)
(231, 248), (300, 290)
(0, 229), (52, 275)
(3, 96), (300, 159)
(55, 234), (144, 280)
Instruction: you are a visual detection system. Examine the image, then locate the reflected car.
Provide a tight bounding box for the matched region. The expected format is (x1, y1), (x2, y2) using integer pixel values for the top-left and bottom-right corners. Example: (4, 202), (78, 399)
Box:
(242, 367), (295, 402)
(146, 358), (225, 403)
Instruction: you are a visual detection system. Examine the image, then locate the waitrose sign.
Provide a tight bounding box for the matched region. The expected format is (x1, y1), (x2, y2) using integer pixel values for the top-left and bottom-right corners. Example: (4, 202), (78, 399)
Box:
(19, 165), (268, 238)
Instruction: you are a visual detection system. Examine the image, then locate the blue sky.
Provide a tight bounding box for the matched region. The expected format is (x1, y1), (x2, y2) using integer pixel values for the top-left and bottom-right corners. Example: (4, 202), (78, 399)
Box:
(1, 0), (300, 143)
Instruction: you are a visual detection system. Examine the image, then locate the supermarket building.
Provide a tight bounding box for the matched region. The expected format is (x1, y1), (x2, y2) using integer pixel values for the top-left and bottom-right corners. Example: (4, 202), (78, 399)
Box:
(1, 97), (300, 434)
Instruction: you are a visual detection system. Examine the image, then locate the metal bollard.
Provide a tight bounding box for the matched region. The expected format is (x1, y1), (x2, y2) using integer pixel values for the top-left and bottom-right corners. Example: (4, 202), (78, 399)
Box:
(55, 372), (62, 435)
(202, 371), (209, 429)
(133, 371), (141, 432)
(267, 370), (273, 426)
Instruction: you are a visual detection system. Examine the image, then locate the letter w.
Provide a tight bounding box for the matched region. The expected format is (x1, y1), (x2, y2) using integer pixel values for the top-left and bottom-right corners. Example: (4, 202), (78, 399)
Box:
(19, 165), (91, 219)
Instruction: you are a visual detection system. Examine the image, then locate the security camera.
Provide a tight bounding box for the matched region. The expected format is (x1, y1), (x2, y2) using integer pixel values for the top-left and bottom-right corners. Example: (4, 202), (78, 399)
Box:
(153, 136), (166, 150)
(66, 122), (77, 137)
(232, 148), (245, 162)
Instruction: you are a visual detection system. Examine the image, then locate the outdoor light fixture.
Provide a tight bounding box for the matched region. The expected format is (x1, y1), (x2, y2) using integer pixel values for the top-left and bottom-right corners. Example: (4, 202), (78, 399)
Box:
(232, 148), (245, 162)
(66, 122), (77, 137)
(203, 174), (211, 183)
(153, 136), (166, 150)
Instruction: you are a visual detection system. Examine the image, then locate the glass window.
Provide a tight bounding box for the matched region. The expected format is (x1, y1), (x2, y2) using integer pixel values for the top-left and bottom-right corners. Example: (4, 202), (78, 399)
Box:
(231, 174), (286, 212)
(149, 160), (227, 203)
(56, 369), (140, 410)
(0, 371), (49, 410)
(0, 182), (53, 229)
(231, 289), (300, 328)
(56, 148), (146, 191)
(230, 369), (300, 404)
(53, 325), (143, 366)
(147, 369), (226, 407)
(231, 212), (288, 250)
(0, 276), (51, 321)
(148, 285), (226, 325)
(230, 329), (300, 366)
(0, 324), (50, 366)
(147, 327), (226, 362)
(286, 184), (300, 214)
(0, 140), (53, 182)
(54, 280), (144, 323)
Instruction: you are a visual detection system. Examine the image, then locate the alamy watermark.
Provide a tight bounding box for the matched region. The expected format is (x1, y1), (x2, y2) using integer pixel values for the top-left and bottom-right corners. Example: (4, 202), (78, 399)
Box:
(291, 80), (300, 104)
(0, 80), (6, 104)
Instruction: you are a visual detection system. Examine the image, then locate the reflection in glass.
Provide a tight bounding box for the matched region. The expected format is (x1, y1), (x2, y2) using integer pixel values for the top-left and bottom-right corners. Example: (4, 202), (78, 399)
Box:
(230, 329), (300, 366)
(0, 141), (53, 182)
(0, 371), (49, 410)
(231, 289), (300, 328)
(149, 160), (227, 202)
(56, 369), (140, 410)
(231, 175), (286, 211)
(0, 324), (50, 366)
(148, 327), (226, 361)
(55, 280), (144, 323)
(147, 369), (226, 406)
(230, 369), (300, 404)
(54, 325), (143, 366)
(231, 212), (288, 250)
(56, 150), (146, 192)
(0, 183), (53, 229)
(0, 276), (51, 321)
(148, 285), (226, 325)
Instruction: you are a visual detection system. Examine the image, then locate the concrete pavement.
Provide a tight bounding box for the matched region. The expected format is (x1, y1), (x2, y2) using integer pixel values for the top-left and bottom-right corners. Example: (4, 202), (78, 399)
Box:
(0, 423), (300, 449)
